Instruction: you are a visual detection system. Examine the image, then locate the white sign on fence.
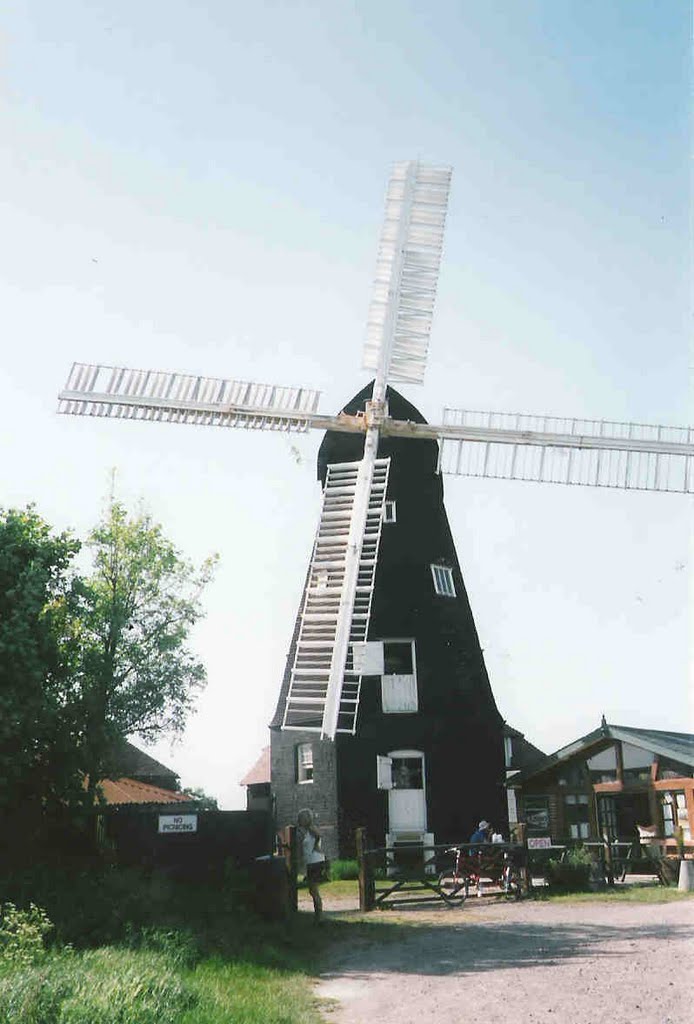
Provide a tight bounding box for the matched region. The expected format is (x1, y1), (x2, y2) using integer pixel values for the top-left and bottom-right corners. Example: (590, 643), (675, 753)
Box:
(527, 837), (552, 849)
(158, 814), (198, 834)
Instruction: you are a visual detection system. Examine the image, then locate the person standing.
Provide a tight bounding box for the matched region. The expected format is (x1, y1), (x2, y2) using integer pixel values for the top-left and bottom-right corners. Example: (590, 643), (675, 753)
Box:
(297, 808), (326, 921)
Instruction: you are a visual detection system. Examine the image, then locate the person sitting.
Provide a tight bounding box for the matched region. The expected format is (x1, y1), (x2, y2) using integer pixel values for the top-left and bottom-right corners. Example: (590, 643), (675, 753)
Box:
(469, 819), (492, 846)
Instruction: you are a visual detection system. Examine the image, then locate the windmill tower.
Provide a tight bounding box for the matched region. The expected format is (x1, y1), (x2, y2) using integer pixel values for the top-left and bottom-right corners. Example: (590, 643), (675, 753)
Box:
(58, 161), (693, 857)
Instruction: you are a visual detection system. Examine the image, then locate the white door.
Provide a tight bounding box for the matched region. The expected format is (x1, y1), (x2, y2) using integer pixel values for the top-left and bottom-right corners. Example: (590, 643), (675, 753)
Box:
(387, 751), (427, 834)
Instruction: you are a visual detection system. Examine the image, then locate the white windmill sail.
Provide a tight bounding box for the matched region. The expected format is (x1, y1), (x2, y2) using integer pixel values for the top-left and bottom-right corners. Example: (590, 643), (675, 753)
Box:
(363, 161), (452, 389)
(59, 362), (322, 433)
(436, 409), (694, 494)
(286, 160), (453, 738)
(282, 457), (390, 737)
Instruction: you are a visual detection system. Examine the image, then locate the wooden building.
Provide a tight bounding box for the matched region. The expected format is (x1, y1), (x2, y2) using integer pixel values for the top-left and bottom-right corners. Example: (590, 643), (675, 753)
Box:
(508, 720), (694, 849)
(270, 386), (507, 858)
(239, 746), (272, 814)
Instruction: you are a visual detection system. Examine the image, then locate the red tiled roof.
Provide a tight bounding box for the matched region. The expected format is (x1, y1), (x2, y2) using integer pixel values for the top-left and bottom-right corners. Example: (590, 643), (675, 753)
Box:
(240, 746), (270, 786)
(98, 777), (194, 806)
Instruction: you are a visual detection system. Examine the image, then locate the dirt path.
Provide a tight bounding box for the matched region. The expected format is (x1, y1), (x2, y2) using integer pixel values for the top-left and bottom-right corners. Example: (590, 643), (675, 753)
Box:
(316, 898), (694, 1024)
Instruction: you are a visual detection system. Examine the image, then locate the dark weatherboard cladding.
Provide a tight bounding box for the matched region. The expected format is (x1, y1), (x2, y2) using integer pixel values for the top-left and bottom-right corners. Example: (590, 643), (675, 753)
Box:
(271, 384), (506, 858)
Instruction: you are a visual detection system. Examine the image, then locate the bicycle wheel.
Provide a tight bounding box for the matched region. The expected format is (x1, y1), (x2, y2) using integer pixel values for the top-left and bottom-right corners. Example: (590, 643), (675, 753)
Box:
(503, 875), (522, 900)
(438, 871), (466, 899)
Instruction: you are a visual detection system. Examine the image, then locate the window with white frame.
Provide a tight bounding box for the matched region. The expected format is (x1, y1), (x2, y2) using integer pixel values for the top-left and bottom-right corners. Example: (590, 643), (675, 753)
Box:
(296, 743), (314, 784)
(431, 564), (456, 597)
(381, 640), (418, 713)
(383, 501), (397, 523)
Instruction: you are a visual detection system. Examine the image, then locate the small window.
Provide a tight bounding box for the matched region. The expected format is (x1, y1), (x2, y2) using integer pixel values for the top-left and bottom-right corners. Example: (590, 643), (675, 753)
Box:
(296, 743), (313, 784)
(564, 793), (590, 839)
(381, 640), (417, 713)
(383, 501), (397, 523)
(391, 756), (423, 790)
(431, 564), (456, 597)
(383, 641), (413, 675)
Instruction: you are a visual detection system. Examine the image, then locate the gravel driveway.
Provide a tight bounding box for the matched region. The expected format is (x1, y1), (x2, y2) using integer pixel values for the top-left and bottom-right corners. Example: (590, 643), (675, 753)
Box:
(316, 897), (694, 1024)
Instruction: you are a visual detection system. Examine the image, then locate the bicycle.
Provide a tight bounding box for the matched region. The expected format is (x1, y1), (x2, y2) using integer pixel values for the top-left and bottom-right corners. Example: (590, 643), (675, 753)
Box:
(438, 845), (523, 901)
(437, 845), (470, 900)
(501, 851), (523, 900)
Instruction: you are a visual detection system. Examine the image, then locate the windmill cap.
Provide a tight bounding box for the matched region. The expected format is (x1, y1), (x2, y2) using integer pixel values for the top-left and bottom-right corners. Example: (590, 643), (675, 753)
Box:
(478, 820), (490, 830)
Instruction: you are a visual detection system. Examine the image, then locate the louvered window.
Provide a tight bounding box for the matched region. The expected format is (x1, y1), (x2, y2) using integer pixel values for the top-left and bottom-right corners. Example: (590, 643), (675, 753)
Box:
(431, 564), (456, 597)
(296, 743), (314, 784)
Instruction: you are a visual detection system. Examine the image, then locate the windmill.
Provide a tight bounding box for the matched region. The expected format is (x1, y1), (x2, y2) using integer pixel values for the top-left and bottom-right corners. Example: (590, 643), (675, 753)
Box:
(59, 161), (693, 853)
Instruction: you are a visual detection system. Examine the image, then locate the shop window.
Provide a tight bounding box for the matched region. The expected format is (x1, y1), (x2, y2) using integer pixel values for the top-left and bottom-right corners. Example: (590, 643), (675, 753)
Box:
(597, 795), (618, 839)
(523, 796), (550, 835)
(565, 794), (590, 839)
(296, 743), (313, 784)
(662, 791), (691, 840)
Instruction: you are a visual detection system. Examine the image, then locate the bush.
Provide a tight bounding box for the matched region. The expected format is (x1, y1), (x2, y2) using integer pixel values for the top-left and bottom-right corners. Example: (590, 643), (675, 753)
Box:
(545, 848), (593, 892)
(329, 859), (359, 881)
(0, 904), (53, 967)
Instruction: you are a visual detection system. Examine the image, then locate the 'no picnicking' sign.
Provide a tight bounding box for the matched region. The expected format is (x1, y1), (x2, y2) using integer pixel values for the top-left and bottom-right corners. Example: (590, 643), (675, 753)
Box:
(158, 814), (198, 834)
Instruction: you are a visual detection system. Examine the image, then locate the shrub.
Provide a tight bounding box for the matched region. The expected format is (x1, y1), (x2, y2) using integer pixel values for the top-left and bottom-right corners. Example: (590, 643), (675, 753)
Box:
(329, 859), (359, 881)
(0, 903), (53, 967)
(545, 848), (593, 892)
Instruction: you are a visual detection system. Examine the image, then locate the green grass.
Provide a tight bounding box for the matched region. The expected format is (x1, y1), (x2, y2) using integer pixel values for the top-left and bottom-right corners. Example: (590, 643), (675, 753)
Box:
(535, 884), (694, 904)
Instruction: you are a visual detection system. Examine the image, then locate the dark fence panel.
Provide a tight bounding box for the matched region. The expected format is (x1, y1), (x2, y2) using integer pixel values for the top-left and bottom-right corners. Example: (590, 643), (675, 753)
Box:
(103, 808), (274, 881)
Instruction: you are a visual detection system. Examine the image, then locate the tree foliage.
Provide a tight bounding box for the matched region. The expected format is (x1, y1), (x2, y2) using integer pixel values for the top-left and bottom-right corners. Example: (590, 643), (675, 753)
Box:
(0, 501), (216, 823)
(72, 501), (217, 804)
(0, 506), (82, 817)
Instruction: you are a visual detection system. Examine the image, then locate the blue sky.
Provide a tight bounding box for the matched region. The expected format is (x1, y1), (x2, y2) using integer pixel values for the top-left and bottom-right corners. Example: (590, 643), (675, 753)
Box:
(1, 1), (691, 806)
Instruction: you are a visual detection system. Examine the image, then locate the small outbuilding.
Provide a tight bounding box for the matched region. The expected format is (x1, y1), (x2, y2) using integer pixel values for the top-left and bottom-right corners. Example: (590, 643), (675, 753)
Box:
(240, 746), (272, 814)
(508, 719), (693, 851)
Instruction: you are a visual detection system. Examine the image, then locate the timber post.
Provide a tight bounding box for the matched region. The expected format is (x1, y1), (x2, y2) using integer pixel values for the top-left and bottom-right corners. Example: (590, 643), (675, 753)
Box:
(279, 825), (298, 913)
(356, 827), (374, 911)
(603, 834), (614, 886)
(513, 821), (531, 895)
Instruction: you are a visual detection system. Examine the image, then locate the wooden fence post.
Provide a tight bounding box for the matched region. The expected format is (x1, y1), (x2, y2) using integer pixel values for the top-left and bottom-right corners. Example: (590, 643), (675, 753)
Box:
(356, 827), (374, 912)
(279, 825), (298, 913)
(603, 834), (614, 887)
(514, 821), (532, 895)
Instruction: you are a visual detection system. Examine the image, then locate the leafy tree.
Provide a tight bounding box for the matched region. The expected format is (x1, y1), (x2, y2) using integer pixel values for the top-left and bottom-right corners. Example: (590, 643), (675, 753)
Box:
(71, 501), (217, 806)
(0, 507), (82, 819)
(184, 786), (219, 810)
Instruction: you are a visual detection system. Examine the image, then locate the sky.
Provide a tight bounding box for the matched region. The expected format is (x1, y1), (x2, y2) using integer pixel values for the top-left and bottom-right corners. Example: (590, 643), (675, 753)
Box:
(1, 0), (691, 808)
